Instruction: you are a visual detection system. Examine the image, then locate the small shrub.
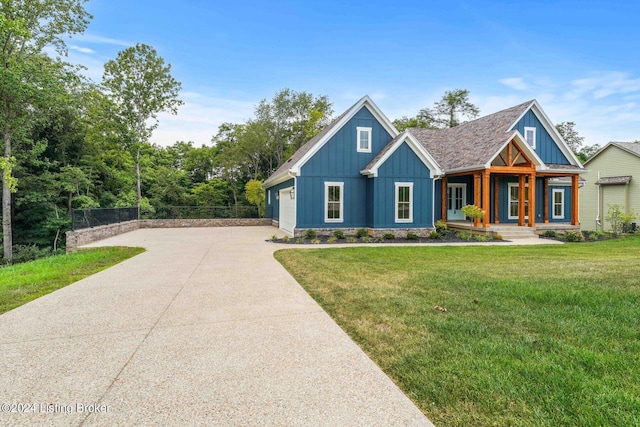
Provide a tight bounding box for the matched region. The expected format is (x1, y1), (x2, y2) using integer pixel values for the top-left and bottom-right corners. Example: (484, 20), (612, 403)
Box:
(383, 233), (395, 240)
(346, 237), (357, 243)
(333, 229), (345, 239)
(605, 204), (637, 236)
(295, 238), (304, 244)
(542, 230), (558, 238)
(429, 231), (442, 240)
(461, 204), (484, 222)
(374, 236), (384, 243)
(457, 231), (472, 241)
(304, 229), (317, 239)
(270, 234), (278, 242)
(12, 245), (57, 264)
(406, 232), (419, 240)
(356, 228), (369, 238)
(360, 236), (371, 243)
(473, 234), (491, 242)
(563, 230), (585, 242)
(434, 220), (448, 233)
(311, 238), (321, 244)
(282, 235), (291, 243)
(327, 236), (338, 243)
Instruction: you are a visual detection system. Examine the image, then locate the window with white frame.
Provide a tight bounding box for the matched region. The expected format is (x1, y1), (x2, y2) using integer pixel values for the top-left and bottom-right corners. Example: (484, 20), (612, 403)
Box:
(357, 127), (372, 153)
(395, 182), (413, 223)
(524, 126), (536, 148)
(325, 182), (344, 222)
(552, 188), (564, 219)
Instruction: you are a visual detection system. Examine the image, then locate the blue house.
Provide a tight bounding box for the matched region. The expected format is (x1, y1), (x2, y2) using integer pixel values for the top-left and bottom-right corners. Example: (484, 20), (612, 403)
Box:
(262, 96), (584, 237)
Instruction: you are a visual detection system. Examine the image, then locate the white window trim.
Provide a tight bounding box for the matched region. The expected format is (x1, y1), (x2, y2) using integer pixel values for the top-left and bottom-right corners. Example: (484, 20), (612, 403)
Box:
(524, 126), (536, 149)
(552, 188), (565, 219)
(324, 181), (344, 223)
(356, 126), (372, 153)
(508, 182), (529, 220)
(395, 182), (413, 223)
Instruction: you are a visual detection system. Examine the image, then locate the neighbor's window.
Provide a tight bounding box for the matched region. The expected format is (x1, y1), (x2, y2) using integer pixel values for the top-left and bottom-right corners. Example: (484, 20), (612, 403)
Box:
(524, 126), (536, 148)
(552, 188), (564, 219)
(395, 182), (413, 222)
(325, 182), (344, 222)
(357, 127), (372, 153)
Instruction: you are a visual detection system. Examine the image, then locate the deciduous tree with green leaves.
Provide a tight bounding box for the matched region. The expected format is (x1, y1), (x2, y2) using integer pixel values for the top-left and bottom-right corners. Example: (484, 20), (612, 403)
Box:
(0, 0), (91, 263)
(555, 121), (585, 154)
(434, 89), (480, 128)
(244, 179), (265, 216)
(102, 43), (183, 216)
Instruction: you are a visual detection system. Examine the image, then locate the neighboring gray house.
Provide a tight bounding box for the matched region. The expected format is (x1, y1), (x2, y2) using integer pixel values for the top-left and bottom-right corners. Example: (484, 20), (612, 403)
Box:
(580, 142), (640, 231)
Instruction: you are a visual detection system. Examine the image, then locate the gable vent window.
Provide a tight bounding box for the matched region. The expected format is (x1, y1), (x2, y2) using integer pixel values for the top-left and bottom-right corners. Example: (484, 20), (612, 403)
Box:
(524, 127), (536, 148)
(357, 127), (372, 153)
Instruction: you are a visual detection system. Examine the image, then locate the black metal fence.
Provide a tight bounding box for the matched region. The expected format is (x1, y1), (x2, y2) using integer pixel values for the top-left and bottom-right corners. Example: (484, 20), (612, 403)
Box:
(71, 207), (139, 230)
(142, 206), (260, 220)
(71, 206), (262, 230)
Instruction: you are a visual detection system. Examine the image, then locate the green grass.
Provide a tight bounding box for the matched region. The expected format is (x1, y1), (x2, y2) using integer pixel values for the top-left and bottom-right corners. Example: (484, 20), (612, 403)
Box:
(0, 247), (145, 314)
(275, 236), (640, 426)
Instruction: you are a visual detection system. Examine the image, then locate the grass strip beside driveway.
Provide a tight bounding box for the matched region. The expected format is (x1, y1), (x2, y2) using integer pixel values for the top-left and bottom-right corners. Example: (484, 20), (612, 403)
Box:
(0, 247), (145, 314)
(275, 236), (640, 427)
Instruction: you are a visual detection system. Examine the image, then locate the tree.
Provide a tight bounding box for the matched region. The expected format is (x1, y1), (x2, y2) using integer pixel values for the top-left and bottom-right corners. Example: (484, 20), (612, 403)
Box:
(433, 89), (479, 128)
(102, 43), (183, 216)
(555, 121), (584, 154)
(393, 108), (437, 132)
(0, 0), (91, 262)
(245, 179), (265, 216)
(576, 144), (601, 163)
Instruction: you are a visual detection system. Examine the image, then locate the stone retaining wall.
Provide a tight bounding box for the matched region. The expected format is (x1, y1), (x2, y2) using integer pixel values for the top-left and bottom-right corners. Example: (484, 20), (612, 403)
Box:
(293, 227), (434, 238)
(66, 218), (272, 252)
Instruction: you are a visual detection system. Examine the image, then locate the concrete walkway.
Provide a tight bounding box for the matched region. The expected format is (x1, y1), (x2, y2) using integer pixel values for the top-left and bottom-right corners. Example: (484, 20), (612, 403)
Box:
(0, 227), (435, 426)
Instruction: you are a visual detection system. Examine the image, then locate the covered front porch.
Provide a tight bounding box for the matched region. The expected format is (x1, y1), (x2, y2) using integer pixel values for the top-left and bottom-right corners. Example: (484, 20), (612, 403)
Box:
(439, 138), (581, 230)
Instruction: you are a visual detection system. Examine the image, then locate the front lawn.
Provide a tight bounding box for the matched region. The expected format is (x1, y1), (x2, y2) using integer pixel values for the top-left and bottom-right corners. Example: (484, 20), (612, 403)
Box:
(275, 236), (640, 426)
(0, 247), (145, 314)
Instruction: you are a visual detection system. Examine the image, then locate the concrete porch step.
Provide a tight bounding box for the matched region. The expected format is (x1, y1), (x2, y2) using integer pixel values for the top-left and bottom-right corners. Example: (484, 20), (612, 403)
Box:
(490, 226), (537, 240)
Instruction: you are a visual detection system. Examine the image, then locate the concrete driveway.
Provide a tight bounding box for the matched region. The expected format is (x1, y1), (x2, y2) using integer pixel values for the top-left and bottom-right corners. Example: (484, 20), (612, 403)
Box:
(0, 227), (432, 426)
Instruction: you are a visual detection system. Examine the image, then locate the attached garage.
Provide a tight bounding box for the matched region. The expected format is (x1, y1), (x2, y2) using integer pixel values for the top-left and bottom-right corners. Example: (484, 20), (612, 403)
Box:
(279, 186), (296, 236)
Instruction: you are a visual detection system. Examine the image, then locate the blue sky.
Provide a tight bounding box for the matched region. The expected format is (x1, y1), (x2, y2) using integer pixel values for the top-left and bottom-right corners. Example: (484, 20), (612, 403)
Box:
(65, 0), (640, 148)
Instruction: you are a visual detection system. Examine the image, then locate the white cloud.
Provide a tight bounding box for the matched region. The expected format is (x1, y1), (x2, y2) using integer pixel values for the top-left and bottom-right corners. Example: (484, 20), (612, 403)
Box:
(72, 33), (133, 47)
(70, 45), (95, 54)
(499, 77), (529, 91)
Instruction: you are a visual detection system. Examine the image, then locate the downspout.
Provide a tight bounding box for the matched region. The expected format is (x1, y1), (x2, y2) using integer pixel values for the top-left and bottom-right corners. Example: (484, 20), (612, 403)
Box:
(288, 170), (297, 236)
(595, 171), (601, 230)
(432, 174), (443, 228)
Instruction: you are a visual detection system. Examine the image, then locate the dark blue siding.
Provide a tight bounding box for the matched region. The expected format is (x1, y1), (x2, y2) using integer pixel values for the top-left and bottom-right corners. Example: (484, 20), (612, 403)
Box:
(496, 177), (572, 223)
(373, 142), (434, 228)
(297, 106), (394, 228)
(265, 178), (294, 221)
(512, 110), (570, 165)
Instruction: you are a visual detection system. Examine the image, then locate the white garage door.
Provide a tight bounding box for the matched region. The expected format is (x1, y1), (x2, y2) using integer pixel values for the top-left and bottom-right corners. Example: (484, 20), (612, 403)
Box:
(279, 187), (296, 236)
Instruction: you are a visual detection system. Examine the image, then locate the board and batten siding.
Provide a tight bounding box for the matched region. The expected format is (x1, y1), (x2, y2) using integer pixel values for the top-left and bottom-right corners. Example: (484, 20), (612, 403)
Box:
(296, 106), (393, 228)
(495, 176), (572, 224)
(580, 145), (640, 231)
(265, 178), (295, 222)
(372, 141), (434, 228)
(512, 110), (570, 165)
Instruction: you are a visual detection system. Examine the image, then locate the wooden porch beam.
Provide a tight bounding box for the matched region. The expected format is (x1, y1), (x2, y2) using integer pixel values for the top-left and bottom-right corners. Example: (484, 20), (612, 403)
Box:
(490, 166), (536, 174)
(518, 174), (525, 226)
(507, 141), (513, 166)
(572, 175), (579, 225)
(482, 170), (490, 228)
(543, 178), (549, 223)
(528, 171), (536, 227)
(473, 172), (481, 227)
(494, 176), (500, 224)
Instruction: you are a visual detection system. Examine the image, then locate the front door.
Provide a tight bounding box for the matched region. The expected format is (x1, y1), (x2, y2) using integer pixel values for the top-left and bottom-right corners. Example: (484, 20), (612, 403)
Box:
(447, 184), (466, 220)
(508, 183), (529, 220)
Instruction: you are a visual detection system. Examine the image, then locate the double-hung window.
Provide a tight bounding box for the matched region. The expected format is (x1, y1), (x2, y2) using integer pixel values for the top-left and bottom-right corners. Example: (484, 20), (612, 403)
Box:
(552, 188), (564, 219)
(395, 182), (413, 223)
(325, 182), (344, 223)
(524, 126), (536, 148)
(357, 127), (372, 153)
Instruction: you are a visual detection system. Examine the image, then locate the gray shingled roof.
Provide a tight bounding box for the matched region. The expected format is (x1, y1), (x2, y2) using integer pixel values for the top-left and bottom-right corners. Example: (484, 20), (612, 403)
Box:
(364, 133), (407, 171)
(612, 141), (640, 157)
(408, 100), (533, 171)
(595, 175), (632, 185)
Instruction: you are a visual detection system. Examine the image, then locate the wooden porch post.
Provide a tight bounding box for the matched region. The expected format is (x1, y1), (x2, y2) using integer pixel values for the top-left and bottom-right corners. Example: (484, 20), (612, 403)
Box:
(571, 174), (579, 225)
(494, 175), (500, 224)
(474, 172), (481, 227)
(518, 174), (525, 226)
(528, 171), (536, 227)
(482, 170), (490, 228)
(441, 176), (447, 222)
(543, 178), (549, 223)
